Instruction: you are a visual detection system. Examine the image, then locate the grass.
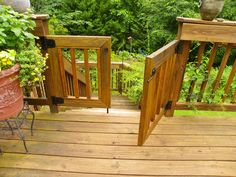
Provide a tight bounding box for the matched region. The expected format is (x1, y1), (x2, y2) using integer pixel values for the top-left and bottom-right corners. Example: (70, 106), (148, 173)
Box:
(174, 110), (236, 117)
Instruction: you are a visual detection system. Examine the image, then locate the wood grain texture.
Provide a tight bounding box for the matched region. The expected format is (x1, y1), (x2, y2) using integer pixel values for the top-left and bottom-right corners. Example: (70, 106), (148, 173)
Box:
(222, 58), (236, 102)
(1, 108), (236, 176)
(70, 48), (80, 98)
(198, 43), (219, 102)
(1, 153), (236, 176)
(180, 23), (236, 43)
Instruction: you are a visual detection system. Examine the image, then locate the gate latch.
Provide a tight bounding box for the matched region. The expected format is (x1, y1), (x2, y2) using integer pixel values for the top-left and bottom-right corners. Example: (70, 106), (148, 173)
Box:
(147, 68), (157, 83)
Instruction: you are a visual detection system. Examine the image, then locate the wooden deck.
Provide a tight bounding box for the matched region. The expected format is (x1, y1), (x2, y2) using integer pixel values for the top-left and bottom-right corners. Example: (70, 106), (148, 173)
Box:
(0, 108), (236, 177)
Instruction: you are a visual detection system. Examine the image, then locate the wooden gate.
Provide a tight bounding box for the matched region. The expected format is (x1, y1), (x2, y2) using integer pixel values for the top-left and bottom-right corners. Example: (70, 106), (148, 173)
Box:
(43, 35), (111, 112)
(138, 40), (190, 145)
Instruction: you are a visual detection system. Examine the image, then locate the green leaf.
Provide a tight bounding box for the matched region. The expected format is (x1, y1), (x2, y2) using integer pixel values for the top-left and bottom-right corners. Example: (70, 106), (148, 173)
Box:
(11, 28), (22, 36)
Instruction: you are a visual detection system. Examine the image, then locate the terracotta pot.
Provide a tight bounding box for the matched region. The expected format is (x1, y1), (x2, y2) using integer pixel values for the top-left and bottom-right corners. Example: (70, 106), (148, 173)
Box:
(0, 64), (23, 120)
(199, 0), (225, 21)
(1, 0), (31, 13)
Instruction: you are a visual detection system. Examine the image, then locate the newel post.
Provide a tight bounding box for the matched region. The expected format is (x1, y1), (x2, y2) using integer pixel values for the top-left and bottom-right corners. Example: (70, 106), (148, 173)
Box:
(32, 14), (59, 113)
(165, 19), (191, 117)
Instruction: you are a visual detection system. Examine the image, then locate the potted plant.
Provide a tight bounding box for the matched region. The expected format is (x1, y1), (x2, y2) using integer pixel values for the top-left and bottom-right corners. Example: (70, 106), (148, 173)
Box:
(0, 5), (47, 120)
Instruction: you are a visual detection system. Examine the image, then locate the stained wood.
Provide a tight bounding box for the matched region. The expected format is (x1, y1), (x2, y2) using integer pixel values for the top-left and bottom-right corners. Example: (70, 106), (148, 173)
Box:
(147, 40), (179, 68)
(34, 112), (236, 125)
(0, 168), (162, 177)
(1, 129), (236, 147)
(63, 58), (86, 84)
(198, 43), (219, 102)
(84, 49), (91, 99)
(176, 102), (236, 111)
(96, 49), (102, 100)
(177, 17), (236, 26)
(211, 44), (232, 96)
(155, 65), (165, 114)
(46, 35), (111, 48)
(138, 59), (155, 145)
(15, 119), (236, 135)
(180, 23), (236, 43)
(70, 48), (80, 98)
(233, 90), (236, 103)
(1, 107), (236, 177)
(58, 48), (68, 97)
(222, 58), (236, 102)
(165, 41), (191, 116)
(1, 153), (236, 176)
(1, 140), (236, 161)
(186, 42), (206, 102)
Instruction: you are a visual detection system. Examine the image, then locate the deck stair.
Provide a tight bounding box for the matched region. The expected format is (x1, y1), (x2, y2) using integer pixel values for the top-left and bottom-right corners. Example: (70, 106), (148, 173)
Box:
(111, 95), (139, 110)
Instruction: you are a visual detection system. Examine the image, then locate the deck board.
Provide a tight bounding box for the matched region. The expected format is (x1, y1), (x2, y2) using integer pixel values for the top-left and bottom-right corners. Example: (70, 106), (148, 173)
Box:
(0, 108), (236, 176)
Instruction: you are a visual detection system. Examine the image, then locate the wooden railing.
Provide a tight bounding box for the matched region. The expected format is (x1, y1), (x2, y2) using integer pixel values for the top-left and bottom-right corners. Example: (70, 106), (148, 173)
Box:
(175, 17), (236, 111)
(138, 17), (236, 145)
(176, 42), (236, 111)
(76, 61), (132, 95)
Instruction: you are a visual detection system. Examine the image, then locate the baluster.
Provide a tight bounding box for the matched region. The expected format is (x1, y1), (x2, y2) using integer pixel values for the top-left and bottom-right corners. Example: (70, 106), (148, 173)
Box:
(222, 58), (236, 102)
(198, 43), (219, 102)
(186, 42), (206, 102)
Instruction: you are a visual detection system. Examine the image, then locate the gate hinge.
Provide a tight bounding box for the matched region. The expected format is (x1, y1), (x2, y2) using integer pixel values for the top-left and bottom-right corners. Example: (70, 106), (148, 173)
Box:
(165, 101), (173, 110)
(51, 96), (64, 105)
(175, 41), (184, 54)
(40, 37), (56, 50)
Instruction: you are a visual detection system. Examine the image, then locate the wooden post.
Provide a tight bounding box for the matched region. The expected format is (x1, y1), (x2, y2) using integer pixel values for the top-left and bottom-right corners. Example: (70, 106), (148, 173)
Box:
(118, 65), (123, 95)
(32, 14), (59, 113)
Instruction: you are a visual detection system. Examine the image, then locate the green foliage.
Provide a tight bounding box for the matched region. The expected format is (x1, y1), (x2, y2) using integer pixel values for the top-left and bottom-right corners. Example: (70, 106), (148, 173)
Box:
(0, 6), (36, 51)
(123, 61), (144, 103)
(31, 0), (236, 53)
(0, 5), (47, 87)
(16, 45), (47, 87)
(180, 56), (236, 104)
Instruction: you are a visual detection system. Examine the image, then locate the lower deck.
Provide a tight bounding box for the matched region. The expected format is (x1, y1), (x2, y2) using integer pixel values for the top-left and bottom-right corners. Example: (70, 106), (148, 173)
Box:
(0, 108), (236, 176)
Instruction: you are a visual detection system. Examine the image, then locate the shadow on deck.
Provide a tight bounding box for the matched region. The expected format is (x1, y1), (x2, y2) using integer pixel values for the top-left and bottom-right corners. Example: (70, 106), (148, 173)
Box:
(0, 108), (236, 176)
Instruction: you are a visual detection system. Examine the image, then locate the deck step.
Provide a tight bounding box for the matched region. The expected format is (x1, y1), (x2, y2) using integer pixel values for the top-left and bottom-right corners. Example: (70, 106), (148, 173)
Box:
(111, 95), (138, 110)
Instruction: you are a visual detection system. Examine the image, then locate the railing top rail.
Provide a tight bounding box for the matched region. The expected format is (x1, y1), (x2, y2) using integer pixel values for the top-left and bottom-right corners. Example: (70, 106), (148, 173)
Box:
(147, 40), (179, 68)
(177, 17), (236, 27)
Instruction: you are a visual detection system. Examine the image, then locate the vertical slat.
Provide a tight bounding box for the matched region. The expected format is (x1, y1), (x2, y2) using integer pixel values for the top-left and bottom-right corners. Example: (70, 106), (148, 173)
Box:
(211, 44), (232, 96)
(162, 57), (175, 107)
(155, 63), (166, 114)
(65, 73), (70, 95)
(100, 43), (111, 108)
(161, 61), (170, 108)
(84, 49), (91, 99)
(222, 58), (236, 102)
(232, 90), (236, 103)
(149, 68), (161, 121)
(97, 49), (102, 99)
(198, 43), (219, 102)
(138, 59), (155, 145)
(111, 69), (114, 90)
(70, 48), (80, 98)
(165, 41), (191, 117)
(118, 67), (123, 94)
(186, 42), (206, 102)
(164, 54), (177, 109)
(57, 48), (68, 97)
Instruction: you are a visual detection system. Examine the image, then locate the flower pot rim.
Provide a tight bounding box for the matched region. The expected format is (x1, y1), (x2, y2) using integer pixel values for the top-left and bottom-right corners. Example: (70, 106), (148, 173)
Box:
(0, 64), (20, 79)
